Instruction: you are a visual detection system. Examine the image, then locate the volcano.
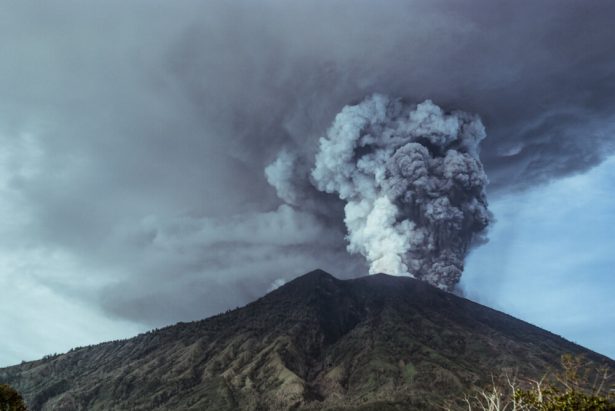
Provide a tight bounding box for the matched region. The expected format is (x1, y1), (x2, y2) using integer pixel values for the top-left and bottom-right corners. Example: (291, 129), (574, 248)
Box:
(1, 270), (613, 410)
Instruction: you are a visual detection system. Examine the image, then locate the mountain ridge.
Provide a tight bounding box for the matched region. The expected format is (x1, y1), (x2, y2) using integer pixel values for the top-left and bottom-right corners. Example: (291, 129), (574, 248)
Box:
(1, 269), (613, 410)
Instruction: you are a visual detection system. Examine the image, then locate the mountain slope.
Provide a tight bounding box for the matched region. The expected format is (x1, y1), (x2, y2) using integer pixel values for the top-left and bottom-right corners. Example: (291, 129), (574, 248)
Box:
(1, 270), (613, 410)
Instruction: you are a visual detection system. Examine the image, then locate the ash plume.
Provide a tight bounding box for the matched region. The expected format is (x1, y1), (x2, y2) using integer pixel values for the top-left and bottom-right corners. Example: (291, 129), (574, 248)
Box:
(269, 94), (492, 291)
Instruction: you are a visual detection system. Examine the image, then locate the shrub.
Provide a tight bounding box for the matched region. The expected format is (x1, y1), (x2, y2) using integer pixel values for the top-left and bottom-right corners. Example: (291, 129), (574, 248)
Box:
(452, 354), (614, 411)
(513, 354), (614, 411)
(0, 384), (27, 411)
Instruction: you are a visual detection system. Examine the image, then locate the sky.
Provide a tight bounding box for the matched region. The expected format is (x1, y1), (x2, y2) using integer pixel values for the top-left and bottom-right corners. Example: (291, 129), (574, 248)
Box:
(462, 156), (615, 358)
(0, 0), (614, 366)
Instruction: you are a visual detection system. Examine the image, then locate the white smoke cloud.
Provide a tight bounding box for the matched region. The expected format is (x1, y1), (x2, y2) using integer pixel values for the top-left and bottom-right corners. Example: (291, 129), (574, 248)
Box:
(267, 278), (287, 292)
(265, 150), (301, 206)
(268, 94), (492, 290)
(344, 196), (413, 275)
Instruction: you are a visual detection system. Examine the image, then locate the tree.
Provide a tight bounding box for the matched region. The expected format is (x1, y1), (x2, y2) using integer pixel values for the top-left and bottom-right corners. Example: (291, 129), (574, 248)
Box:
(450, 354), (615, 411)
(0, 384), (27, 411)
(513, 354), (615, 411)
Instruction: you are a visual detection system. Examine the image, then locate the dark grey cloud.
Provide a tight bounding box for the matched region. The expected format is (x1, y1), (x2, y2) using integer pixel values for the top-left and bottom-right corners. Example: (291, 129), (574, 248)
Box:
(0, 0), (614, 333)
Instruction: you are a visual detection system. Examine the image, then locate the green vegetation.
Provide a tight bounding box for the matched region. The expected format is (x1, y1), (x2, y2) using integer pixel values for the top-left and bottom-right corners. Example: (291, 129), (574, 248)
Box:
(514, 355), (615, 410)
(402, 363), (416, 384)
(0, 384), (27, 411)
(458, 354), (615, 411)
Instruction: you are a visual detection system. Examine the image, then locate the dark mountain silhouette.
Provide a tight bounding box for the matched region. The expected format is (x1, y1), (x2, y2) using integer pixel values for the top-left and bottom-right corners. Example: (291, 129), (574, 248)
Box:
(1, 270), (613, 410)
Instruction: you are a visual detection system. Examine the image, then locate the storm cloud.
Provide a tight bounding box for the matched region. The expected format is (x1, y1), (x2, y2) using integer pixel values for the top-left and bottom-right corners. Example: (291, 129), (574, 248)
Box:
(0, 0), (614, 356)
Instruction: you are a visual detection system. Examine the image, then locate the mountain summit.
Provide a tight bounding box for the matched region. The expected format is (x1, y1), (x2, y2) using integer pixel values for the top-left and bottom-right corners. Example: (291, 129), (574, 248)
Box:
(1, 270), (613, 410)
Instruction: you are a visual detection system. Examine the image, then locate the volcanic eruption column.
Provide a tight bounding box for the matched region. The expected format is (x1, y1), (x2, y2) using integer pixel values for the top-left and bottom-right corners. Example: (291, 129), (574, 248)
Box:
(271, 95), (492, 291)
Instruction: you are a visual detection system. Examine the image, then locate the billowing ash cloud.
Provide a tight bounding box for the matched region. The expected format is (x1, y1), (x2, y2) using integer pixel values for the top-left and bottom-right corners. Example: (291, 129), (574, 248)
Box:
(3, 0), (615, 365)
(269, 95), (491, 290)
